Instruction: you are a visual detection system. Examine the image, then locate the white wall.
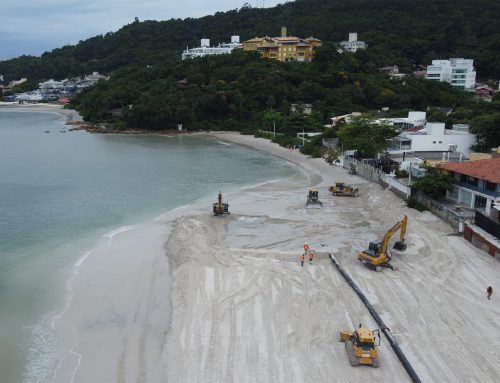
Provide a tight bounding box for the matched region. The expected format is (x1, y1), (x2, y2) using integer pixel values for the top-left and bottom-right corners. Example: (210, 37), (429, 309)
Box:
(402, 122), (476, 155)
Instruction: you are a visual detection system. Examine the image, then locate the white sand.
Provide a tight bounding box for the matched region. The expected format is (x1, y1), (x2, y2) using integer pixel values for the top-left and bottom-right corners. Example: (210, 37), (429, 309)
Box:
(163, 132), (500, 383)
(48, 132), (500, 383)
(0, 102), (82, 121)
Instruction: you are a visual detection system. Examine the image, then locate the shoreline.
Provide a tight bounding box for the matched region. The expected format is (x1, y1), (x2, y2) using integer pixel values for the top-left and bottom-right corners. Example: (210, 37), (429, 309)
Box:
(14, 128), (500, 382)
(0, 102), (83, 123)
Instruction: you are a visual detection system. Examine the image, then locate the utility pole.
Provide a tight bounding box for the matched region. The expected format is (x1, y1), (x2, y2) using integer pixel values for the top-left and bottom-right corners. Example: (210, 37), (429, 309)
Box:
(302, 128), (305, 146)
(273, 121), (276, 138)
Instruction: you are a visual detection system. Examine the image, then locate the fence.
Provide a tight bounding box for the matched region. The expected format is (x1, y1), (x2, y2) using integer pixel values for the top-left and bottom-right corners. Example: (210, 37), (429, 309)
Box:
(475, 211), (500, 238)
(343, 157), (411, 199)
(415, 192), (473, 230)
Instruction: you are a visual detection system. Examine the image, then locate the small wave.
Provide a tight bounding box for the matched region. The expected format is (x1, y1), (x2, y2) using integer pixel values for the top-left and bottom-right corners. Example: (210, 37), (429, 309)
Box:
(103, 225), (136, 243)
(216, 141), (231, 146)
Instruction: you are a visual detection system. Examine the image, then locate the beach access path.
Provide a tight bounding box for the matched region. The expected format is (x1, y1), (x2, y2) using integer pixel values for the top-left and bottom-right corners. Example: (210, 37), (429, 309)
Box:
(163, 132), (500, 383)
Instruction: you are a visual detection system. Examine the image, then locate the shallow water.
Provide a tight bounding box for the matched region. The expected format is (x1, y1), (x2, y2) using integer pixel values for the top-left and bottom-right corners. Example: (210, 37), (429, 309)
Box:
(0, 110), (299, 382)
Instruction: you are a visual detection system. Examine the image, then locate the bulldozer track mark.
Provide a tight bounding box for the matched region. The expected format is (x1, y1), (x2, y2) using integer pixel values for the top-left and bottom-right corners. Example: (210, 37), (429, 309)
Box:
(116, 337), (128, 383)
(136, 259), (158, 383)
(224, 302), (236, 383)
(218, 274), (261, 306)
(204, 303), (219, 383)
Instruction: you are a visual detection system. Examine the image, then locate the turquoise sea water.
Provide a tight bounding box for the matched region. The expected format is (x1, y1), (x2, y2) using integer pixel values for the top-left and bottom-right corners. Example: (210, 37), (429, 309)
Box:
(0, 110), (298, 382)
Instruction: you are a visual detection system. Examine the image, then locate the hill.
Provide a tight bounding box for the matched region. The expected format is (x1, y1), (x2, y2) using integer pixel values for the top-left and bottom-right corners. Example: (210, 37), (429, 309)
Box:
(1, 0), (500, 84)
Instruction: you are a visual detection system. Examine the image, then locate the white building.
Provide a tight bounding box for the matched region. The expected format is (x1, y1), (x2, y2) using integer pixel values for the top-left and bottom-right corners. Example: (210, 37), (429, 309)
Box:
(391, 111), (427, 130)
(426, 58), (476, 90)
(388, 122), (476, 156)
(339, 33), (366, 53)
(181, 36), (241, 60)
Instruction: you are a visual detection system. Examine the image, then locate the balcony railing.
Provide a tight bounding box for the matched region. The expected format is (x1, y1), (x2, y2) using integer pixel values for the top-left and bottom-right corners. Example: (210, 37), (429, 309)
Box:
(455, 181), (500, 197)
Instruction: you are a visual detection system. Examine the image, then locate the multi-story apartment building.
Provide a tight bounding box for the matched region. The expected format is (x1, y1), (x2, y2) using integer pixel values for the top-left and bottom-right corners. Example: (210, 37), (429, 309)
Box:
(339, 33), (366, 53)
(181, 36), (241, 60)
(242, 28), (321, 62)
(426, 58), (476, 90)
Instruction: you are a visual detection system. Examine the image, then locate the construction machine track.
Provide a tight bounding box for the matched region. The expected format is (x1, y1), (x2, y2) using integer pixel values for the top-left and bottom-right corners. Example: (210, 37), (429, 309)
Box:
(344, 341), (360, 367)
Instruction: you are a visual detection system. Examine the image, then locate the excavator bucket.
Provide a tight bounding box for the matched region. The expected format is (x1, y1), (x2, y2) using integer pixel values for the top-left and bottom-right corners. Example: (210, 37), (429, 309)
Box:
(339, 331), (352, 342)
(393, 241), (407, 251)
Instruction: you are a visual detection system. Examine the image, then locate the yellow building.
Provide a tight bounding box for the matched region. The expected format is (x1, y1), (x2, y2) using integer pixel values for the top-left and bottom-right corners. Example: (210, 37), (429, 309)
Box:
(242, 28), (321, 62)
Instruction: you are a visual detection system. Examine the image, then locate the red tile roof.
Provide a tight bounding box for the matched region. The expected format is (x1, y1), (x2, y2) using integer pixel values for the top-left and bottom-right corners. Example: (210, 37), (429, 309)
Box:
(440, 158), (500, 183)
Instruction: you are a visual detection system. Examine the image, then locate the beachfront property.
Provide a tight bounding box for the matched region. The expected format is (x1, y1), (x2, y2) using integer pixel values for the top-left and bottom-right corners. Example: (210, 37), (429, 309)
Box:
(181, 36), (242, 60)
(440, 158), (500, 216)
(426, 58), (476, 90)
(387, 122), (476, 157)
(339, 32), (367, 53)
(242, 27), (321, 62)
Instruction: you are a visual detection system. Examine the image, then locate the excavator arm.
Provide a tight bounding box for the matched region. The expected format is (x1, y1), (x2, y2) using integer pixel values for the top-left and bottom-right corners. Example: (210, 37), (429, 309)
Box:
(380, 215), (408, 254)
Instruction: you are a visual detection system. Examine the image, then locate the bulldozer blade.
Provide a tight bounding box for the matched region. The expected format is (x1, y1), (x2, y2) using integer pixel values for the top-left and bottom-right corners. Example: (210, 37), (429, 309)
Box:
(393, 241), (407, 251)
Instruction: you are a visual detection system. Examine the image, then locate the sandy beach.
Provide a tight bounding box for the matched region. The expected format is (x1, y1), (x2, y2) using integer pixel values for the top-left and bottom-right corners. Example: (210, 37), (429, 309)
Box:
(0, 102), (82, 122)
(45, 132), (500, 383)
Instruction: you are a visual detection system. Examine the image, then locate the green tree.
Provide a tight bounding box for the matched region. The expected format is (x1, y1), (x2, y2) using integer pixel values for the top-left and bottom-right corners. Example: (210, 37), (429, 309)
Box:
(411, 162), (454, 200)
(470, 113), (500, 150)
(336, 118), (399, 156)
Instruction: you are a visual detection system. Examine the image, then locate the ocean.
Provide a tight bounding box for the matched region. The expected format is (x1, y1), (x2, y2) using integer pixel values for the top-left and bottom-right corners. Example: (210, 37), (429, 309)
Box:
(0, 110), (299, 382)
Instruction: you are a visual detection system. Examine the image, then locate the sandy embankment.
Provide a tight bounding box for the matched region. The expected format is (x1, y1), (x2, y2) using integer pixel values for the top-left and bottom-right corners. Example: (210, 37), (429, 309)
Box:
(164, 132), (500, 383)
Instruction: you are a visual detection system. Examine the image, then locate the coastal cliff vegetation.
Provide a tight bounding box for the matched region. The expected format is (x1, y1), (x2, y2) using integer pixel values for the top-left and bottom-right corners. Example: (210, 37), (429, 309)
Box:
(1, 0), (500, 148)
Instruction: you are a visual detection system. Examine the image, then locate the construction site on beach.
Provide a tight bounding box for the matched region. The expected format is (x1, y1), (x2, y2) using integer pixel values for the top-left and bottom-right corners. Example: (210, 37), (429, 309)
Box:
(164, 134), (500, 383)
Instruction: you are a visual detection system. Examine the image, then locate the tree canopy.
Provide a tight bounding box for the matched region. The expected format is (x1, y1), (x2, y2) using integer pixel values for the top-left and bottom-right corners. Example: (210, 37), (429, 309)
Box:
(336, 118), (399, 156)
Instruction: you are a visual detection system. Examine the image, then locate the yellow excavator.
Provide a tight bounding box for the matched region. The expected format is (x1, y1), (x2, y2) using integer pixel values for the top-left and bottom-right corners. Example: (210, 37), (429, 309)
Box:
(340, 324), (381, 367)
(213, 191), (230, 216)
(329, 182), (359, 197)
(357, 215), (408, 270)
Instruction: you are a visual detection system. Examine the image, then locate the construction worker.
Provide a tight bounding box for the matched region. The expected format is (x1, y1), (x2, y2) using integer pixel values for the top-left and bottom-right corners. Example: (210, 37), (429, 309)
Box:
(300, 254), (305, 267)
(303, 242), (310, 254)
(487, 286), (493, 300)
(308, 251), (314, 265)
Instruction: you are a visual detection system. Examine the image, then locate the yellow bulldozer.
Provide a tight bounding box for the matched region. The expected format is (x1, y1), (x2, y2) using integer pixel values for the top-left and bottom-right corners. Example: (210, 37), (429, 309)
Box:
(340, 324), (381, 367)
(357, 215), (408, 270)
(328, 182), (359, 197)
(213, 191), (230, 216)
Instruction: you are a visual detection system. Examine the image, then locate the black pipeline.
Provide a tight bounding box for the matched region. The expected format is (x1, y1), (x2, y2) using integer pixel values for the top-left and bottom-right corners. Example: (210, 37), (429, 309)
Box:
(328, 253), (422, 383)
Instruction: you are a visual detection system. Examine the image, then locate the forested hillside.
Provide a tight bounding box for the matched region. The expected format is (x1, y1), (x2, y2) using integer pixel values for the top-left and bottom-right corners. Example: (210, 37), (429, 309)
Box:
(1, 0), (500, 84)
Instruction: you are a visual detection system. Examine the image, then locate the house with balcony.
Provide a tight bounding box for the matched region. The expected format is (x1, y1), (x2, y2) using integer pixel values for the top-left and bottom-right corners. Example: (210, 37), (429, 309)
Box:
(440, 158), (500, 216)
(242, 27), (321, 62)
(426, 58), (476, 90)
(388, 122), (476, 157)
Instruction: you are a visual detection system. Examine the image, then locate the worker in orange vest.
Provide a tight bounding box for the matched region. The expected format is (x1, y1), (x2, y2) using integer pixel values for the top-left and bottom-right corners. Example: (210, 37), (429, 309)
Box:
(300, 254), (305, 267)
(308, 251), (314, 265)
(303, 242), (310, 254)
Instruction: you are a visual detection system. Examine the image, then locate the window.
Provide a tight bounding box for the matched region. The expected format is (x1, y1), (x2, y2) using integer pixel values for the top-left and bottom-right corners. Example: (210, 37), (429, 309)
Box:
(439, 141), (442, 144)
(459, 189), (472, 206)
(467, 176), (478, 187)
(485, 181), (497, 192)
(460, 174), (468, 183)
(433, 141), (436, 144)
(474, 195), (487, 210)
(449, 186), (459, 200)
